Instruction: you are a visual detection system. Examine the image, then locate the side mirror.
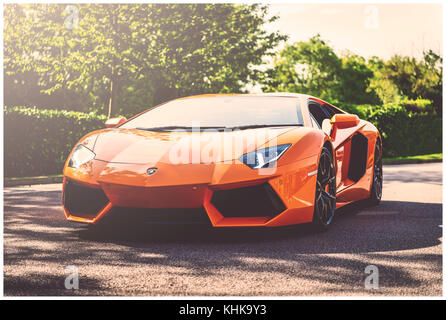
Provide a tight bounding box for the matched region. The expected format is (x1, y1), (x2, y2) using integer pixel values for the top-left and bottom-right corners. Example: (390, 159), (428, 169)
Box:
(322, 119), (331, 136)
(105, 117), (127, 128)
(329, 114), (360, 139)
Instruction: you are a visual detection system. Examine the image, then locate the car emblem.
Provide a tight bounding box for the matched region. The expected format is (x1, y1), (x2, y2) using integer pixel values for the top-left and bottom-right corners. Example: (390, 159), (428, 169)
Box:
(147, 168), (158, 175)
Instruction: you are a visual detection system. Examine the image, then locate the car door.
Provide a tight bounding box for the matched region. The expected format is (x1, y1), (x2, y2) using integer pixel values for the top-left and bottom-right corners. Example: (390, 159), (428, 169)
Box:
(322, 103), (367, 193)
(308, 100), (362, 191)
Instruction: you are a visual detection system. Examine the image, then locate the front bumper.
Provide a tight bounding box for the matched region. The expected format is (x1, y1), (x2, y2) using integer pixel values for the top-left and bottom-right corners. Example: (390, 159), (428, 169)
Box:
(62, 156), (318, 227)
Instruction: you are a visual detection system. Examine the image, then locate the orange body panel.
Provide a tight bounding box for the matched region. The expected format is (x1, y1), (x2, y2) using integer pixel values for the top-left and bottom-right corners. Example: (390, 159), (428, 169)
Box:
(62, 93), (381, 227)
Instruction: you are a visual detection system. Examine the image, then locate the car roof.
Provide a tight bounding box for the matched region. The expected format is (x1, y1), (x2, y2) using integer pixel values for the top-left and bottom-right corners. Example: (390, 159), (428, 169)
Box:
(173, 93), (341, 112)
(175, 92), (313, 100)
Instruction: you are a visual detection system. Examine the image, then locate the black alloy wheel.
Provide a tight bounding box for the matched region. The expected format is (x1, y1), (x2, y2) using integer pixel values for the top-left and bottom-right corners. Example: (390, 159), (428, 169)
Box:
(312, 147), (337, 230)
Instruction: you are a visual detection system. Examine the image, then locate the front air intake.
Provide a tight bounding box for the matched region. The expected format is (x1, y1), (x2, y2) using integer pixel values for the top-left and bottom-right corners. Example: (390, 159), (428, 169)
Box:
(63, 179), (109, 217)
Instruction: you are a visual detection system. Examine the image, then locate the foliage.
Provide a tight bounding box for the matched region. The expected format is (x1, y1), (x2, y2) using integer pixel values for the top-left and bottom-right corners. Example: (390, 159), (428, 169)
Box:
(368, 51), (442, 114)
(4, 106), (106, 177)
(338, 53), (381, 105)
(337, 103), (442, 158)
(262, 35), (442, 115)
(399, 97), (433, 113)
(263, 35), (341, 101)
(262, 35), (381, 105)
(4, 4), (286, 117)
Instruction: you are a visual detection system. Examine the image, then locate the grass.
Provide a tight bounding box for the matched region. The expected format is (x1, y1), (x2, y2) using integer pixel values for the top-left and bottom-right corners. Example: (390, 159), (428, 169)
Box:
(4, 174), (63, 182)
(383, 153), (442, 164)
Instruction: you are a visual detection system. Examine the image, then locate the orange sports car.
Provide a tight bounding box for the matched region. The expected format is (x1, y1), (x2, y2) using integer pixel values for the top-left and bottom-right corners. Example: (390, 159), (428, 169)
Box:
(62, 93), (382, 230)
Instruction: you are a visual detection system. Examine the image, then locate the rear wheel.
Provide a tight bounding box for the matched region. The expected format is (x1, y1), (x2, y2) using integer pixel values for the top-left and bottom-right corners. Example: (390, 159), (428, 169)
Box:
(312, 147), (336, 231)
(369, 139), (383, 205)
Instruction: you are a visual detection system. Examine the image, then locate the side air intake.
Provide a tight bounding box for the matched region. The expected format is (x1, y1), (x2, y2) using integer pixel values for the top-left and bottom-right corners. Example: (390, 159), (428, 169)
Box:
(348, 133), (368, 182)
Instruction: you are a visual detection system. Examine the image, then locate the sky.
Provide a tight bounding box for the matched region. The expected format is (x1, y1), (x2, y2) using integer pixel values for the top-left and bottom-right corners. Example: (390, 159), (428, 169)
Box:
(265, 3), (443, 60)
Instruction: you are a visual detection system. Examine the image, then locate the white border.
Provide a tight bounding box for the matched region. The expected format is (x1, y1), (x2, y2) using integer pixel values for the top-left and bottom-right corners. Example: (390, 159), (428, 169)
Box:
(1, 0), (444, 300)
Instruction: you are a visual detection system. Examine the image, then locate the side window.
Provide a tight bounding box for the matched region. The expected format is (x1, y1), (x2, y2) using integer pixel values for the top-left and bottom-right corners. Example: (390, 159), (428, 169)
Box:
(322, 103), (342, 117)
(310, 114), (321, 129)
(308, 102), (330, 127)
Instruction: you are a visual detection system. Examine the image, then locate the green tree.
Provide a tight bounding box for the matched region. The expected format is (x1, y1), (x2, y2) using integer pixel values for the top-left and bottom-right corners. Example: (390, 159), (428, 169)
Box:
(420, 50), (442, 114)
(262, 35), (380, 105)
(375, 51), (442, 114)
(367, 55), (401, 105)
(263, 35), (342, 101)
(4, 4), (286, 117)
(339, 53), (381, 105)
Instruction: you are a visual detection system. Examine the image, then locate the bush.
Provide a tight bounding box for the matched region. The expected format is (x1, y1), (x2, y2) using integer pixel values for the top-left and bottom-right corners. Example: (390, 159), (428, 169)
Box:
(4, 106), (106, 177)
(399, 98), (433, 113)
(339, 103), (442, 158)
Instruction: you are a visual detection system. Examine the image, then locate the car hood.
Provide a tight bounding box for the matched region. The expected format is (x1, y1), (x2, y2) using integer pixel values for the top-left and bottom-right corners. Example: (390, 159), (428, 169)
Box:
(86, 127), (296, 164)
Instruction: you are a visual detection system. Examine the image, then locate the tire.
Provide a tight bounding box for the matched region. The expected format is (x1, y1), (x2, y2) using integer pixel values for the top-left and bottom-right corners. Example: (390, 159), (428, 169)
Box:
(312, 147), (337, 231)
(369, 139), (383, 205)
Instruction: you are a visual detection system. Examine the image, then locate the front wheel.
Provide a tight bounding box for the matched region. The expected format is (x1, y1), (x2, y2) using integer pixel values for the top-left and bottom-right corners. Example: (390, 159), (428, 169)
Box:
(312, 147), (336, 231)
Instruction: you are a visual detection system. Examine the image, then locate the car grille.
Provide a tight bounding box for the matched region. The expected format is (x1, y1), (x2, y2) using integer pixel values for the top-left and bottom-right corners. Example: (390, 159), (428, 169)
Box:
(210, 183), (286, 218)
(63, 179), (110, 218)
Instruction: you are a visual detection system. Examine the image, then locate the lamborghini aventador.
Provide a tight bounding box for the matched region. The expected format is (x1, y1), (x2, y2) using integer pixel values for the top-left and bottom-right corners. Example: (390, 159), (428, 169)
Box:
(62, 93), (382, 229)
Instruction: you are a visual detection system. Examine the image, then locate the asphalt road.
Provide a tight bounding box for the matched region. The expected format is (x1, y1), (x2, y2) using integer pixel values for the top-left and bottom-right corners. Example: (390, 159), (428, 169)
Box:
(3, 163), (442, 296)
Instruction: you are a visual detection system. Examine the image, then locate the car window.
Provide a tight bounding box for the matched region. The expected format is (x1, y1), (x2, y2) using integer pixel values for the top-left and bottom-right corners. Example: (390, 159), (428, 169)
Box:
(310, 114), (321, 129)
(322, 103), (343, 117)
(308, 102), (330, 127)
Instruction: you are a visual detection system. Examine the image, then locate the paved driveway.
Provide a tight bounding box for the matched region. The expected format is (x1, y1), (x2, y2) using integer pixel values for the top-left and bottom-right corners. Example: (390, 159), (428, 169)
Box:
(3, 163), (442, 296)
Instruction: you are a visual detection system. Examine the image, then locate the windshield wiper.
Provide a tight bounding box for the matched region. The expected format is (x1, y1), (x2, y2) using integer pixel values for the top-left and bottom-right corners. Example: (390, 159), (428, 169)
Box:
(228, 124), (303, 130)
(135, 126), (227, 132)
(135, 124), (303, 132)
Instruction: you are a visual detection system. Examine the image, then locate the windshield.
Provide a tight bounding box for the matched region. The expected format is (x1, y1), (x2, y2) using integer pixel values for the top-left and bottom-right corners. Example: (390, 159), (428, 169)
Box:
(120, 96), (304, 131)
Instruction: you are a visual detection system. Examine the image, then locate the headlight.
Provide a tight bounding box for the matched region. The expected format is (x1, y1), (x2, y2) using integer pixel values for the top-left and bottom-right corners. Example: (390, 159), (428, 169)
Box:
(240, 144), (291, 169)
(68, 144), (95, 168)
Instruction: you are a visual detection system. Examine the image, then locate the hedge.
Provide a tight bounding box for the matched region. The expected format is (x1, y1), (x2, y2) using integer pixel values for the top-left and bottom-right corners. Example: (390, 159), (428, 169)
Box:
(4, 104), (442, 177)
(4, 106), (106, 177)
(340, 104), (442, 158)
